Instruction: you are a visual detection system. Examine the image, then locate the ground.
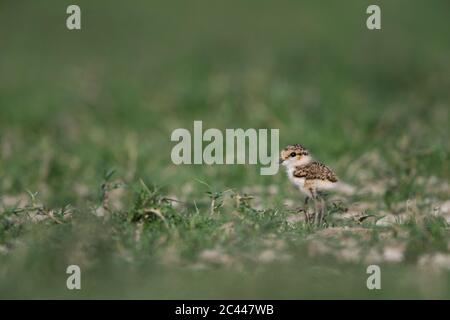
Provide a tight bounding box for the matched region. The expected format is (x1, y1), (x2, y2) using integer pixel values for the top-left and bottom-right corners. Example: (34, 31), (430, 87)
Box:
(0, 0), (449, 298)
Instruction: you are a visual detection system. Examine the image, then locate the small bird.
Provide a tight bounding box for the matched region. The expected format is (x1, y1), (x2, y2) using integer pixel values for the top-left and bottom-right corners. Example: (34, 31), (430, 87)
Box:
(279, 144), (338, 225)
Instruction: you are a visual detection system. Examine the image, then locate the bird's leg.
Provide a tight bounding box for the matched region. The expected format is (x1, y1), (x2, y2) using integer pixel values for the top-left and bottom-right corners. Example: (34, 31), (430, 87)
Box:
(315, 195), (323, 227)
(313, 193), (321, 227)
(309, 188), (320, 226)
(303, 196), (310, 223)
(304, 196), (310, 207)
(320, 196), (327, 225)
(313, 196), (319, 226)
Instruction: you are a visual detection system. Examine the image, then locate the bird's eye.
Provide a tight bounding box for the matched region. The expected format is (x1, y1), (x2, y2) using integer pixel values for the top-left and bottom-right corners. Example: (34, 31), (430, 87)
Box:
(290, 152), (297, 157)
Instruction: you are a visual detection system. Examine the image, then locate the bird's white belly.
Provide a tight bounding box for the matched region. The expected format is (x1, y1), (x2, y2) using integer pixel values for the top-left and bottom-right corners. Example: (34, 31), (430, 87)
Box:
(286, 168), (308, 195)
(286, 167), (302, 186)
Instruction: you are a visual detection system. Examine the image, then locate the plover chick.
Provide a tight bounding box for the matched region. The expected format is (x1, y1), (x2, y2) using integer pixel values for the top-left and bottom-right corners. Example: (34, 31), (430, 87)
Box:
(279, 144), (338, 226)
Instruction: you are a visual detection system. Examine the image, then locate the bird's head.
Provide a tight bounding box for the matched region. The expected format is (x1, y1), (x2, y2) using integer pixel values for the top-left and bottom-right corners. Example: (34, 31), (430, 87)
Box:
(279, 144), (312, 168)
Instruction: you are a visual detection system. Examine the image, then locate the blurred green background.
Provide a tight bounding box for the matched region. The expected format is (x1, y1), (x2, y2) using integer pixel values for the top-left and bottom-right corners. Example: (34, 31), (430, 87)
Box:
(0, 0), (449, 299)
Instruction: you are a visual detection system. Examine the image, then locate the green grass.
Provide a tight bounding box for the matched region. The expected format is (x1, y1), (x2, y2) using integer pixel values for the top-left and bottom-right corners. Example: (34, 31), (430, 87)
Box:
(0, 0), (449, 298)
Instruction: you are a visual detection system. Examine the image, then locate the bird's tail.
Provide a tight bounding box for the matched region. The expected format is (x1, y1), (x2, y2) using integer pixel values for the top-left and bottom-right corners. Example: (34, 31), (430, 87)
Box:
(334, 181), (356, 195)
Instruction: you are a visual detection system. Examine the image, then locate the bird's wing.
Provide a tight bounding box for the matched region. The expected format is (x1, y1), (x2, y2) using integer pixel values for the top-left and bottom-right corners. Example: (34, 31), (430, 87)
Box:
(293, 166), (309, 178)
(294, 162), (338, 182)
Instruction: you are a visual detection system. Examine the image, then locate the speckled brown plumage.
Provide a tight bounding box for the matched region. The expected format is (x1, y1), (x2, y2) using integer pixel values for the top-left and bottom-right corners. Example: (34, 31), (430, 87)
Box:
(293, 161), (338, 183)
